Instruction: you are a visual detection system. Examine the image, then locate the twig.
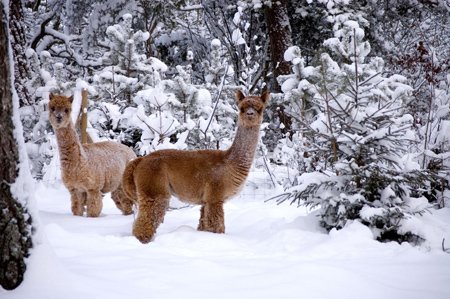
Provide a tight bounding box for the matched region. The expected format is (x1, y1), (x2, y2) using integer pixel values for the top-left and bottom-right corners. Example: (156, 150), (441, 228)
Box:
(442, 238), (450, 253)
(353, 28), (359, 104)
(259, 146), (277, 188)
(167, 204), (193, 211)
(202, 63), (229, 136)
(137, 114), (158, 135)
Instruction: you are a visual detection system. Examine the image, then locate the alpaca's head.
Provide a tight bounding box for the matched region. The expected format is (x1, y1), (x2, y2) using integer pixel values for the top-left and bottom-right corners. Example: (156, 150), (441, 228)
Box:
(235, 90), (270, 128)
(48, 93), (73, 129)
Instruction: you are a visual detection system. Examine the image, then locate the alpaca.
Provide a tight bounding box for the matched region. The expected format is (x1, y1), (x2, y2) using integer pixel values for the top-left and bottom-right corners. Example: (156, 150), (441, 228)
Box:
(123, 90), (270, 243)
(48, 93), (137, 217)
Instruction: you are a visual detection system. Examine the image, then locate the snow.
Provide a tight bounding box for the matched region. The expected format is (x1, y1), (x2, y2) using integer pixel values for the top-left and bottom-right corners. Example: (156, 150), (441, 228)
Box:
(148, 57), (168, 72)
(233, 9), (242, 26)
(3, 172), (450, 298)
(252, 0), (263, 9)
(211, 38), (221, 47)
(284, 46), (301, 62)
(433, 120), (450, 145)
(360, 206), (385, 220)
(232, 29), (246, 46)
(196, 88), (212, 109)
(281, 77), (299, 93)
(134, 87), (175, 107)
(316, 0), (350, 10)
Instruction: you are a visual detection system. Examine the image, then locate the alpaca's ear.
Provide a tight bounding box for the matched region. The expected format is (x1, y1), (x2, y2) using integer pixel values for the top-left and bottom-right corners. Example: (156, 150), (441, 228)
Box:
(260, 89), (270, 106)
(235, 90), (246, 103)
(68, 95), (74, 103)
(49, 93), (55, 101)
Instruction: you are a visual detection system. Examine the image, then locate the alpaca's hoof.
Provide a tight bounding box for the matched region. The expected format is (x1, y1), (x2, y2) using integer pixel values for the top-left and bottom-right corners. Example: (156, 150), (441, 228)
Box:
(122, 209), (134, 216)
(197, 222), (205, 231)
(71, 209), (84, 217)
(120, 204), (134, 216)
(113, 198), (134, 216)
(86, 210), (101, 217)
(136, 235), (152, 244)
(202, 226), (225, 234)
(133, 227), (154, 244)
(197, 222), (225, 234)
(134, 232), (153, 244)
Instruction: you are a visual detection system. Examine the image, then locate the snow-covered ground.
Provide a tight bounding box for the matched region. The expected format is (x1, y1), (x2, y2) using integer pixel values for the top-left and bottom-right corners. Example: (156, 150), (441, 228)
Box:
(3, 172), (450, 299)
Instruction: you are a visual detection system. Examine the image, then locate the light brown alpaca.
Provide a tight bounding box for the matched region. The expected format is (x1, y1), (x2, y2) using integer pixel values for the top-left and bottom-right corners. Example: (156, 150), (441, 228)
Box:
(48, 93), (137, 217)
(123, 90), (270, 243)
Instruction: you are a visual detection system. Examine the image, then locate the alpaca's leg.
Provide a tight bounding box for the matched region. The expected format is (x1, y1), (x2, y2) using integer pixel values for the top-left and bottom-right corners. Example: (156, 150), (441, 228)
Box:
(197, 205), (207, 231)
(86, 189), (103, 217)
(69, 188), (84, 216)
(133, 196), (169, 243)
(111, 184), (134, 215)
(200, 202), (225, 233)
(80, 191), (87, 207)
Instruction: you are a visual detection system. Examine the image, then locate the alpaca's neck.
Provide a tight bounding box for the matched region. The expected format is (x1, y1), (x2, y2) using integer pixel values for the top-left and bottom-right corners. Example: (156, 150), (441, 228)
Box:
(227, 124), (260, 169)
(54, 123), (85, 169)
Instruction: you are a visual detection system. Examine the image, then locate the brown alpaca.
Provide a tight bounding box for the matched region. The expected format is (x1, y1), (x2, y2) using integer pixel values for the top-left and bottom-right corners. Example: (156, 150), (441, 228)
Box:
(48, 93), (137, 217)
(123, 90), (270, 243)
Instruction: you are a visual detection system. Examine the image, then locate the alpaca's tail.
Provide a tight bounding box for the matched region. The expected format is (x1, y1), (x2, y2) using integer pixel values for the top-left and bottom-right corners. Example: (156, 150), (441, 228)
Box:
(122, 157), (142, 202)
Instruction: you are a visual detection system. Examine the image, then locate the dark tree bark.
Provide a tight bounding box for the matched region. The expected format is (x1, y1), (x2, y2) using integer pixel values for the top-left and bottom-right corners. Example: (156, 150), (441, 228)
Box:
(265, 0), (292, 92)
(265, 0), (294, 137)
(9, 0), (32, 106)
(0, 2), (33, 291)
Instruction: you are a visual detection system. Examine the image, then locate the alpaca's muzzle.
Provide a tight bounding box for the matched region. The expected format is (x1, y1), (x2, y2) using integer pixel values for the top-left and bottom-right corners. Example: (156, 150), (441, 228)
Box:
(246, 107), (256, 117)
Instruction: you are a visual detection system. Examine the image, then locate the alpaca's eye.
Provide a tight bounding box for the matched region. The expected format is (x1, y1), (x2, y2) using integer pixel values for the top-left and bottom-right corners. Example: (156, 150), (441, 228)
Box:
(240, 107), (245, 113)
(51, 107), (55, 112)
(64, 109), (68, 113)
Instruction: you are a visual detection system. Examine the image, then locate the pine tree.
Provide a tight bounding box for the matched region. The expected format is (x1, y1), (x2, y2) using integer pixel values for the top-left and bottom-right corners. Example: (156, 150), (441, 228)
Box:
(202, 1), (267, 90)
(276, 20), (433, 243)
(132, 85), (183, 154)
(94, 13), (161, 105)
(417, 68), (450, 208)
(89, 14), (169, 149)
(196, 39), (237, 150)
(24, 49), (76, 180)
(161, 52), (216, 149)
(203, 39), (227, 86)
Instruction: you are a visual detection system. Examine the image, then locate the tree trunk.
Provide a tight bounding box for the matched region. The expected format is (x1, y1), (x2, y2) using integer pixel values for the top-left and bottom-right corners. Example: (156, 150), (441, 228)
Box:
(9, 0), (32, 106)
(265, 0), (293, 92)
(265, 0), (294, 137)
(0, 2), (33, 291)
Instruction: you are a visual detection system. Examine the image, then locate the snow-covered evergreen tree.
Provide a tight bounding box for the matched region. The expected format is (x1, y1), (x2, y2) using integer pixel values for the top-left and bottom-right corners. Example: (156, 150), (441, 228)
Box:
(88, 14), (169, 150)
(418, 74), (450, 208)
(161, 52), (215, 149)
(203, 39), (227, 86)
(130, 85), (183, 154)
(196, 39), (239, 150)
(276, 20), (433, 243)
(22, 49), (76, 179)
(93, 13), (165, 105)
(202, 1), (266, 90)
